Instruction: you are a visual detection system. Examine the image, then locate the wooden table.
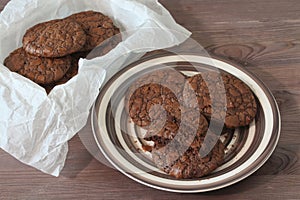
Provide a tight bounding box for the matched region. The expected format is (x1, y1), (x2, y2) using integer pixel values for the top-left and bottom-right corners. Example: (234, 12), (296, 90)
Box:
(1, 0), (299, 199)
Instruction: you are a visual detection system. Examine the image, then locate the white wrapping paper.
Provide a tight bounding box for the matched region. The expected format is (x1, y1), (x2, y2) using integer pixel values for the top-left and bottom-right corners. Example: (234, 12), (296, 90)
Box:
(0, 0), (190, 176)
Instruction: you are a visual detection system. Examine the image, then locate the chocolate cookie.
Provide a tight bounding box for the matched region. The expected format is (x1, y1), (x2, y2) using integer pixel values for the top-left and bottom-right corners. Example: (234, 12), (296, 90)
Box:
(185, 72), (257, 128)
(144, 109), (209, 149)
(152, 134), (225, 179)
(23, 19), (86, 57)
(128, 83), (181, 127)
(66, 11), (121, 51)
(41, 51), (89, 93)
(85, 34), (122, 59)
(4, 48), (71, 84)
(144, 119), (179, 145)
(56, 51), (89, 84)
(144, 106), (224, 179)
(126, 69), (186, 127)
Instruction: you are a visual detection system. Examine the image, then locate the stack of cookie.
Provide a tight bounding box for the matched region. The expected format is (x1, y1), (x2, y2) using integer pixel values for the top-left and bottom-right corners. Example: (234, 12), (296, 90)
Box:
(126, 68), (257, 179)
(4, 11), (121, 93)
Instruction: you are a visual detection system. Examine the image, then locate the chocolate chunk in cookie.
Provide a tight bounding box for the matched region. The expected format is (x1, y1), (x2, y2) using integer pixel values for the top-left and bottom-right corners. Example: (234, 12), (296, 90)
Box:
(4, 48), (71, 85)
(185, 72), (257, 128)
(66, 11), (121, 51)
(23, 19), (86, 57)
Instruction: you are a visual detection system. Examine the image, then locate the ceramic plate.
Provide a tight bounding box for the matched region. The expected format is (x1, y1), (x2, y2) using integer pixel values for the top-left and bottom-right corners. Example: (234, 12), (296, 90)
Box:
(91, 54), (281, 193)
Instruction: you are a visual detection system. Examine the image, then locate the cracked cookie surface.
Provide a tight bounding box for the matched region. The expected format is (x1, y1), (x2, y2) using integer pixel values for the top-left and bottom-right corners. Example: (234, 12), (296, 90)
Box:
(4, 48), (71, 84)
(144, 108), (209, 149)
(66, 11), (120, 51)
(126, 69), (185, 127)
(41, 51), (89, 93)
(186, 72), (257, 128)
(23, 19), (86, 57)
(152, 133), (225, 179)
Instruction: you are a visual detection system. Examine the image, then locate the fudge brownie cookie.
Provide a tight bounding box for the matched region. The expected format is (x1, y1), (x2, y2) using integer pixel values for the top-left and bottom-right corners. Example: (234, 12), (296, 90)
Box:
(4, 48), (71, 84)
(85, 34), (122, 59)
(186, 72), (257, 128)
(145, 119), (178, 142)
(66, 11), (120, 51)
(57, 51), (89, 83)
(147, 108), (224, 179)
(144, 109), (209, 149)
(41, 51), (89, 93)
(126, 69), (186, 127)
(128, 83), (181, 127)
(23, 19), (86, 57)
(152, 135), (225, 179)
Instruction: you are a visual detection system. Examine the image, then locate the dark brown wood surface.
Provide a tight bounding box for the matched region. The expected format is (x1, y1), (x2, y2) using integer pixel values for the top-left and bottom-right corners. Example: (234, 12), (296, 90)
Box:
(1, 0), (299, 199)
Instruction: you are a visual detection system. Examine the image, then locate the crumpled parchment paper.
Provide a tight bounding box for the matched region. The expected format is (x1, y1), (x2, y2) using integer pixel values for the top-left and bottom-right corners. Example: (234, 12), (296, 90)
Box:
(0, 0), (191, 176)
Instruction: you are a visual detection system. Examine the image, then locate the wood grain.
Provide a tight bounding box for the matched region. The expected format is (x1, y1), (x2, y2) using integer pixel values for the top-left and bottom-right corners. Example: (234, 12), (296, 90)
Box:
(1, 0), (300, 199)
